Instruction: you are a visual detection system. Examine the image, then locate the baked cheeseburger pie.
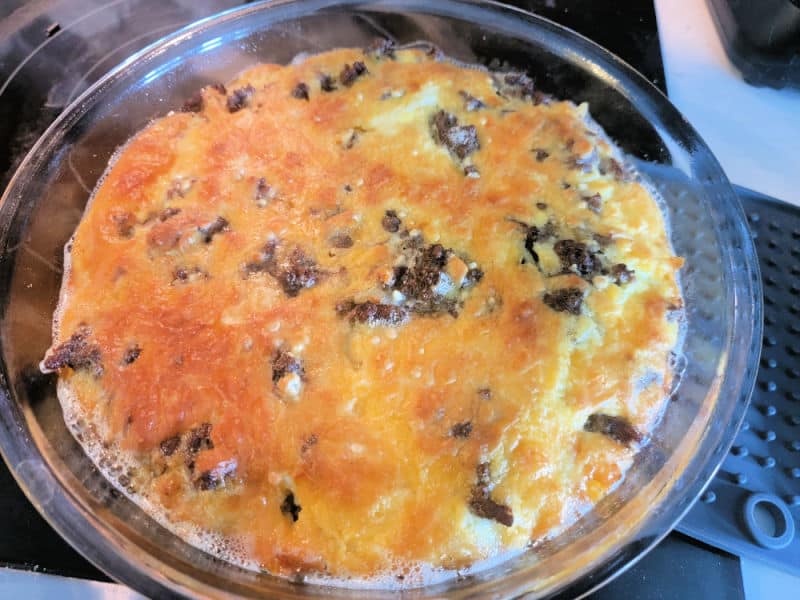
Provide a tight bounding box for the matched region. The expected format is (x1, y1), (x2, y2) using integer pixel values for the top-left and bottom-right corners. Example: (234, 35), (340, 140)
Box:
(42, 41), (684, 585)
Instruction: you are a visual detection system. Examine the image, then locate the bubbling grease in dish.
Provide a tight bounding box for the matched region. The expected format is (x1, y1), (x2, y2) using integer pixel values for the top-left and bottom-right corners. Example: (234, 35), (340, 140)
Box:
(41, 41), (684, 587)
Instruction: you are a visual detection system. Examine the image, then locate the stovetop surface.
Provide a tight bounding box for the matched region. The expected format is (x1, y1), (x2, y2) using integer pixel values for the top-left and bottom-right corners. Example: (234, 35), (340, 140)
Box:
(0, 2), (746, 597)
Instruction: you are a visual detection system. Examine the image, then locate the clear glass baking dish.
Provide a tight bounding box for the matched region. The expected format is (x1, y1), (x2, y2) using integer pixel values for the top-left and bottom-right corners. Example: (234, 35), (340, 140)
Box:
(0, 0), (762, 598)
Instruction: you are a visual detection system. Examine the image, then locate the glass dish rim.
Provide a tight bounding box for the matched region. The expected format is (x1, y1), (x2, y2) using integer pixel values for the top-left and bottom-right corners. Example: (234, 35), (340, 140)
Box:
(0, 0), (762, 598)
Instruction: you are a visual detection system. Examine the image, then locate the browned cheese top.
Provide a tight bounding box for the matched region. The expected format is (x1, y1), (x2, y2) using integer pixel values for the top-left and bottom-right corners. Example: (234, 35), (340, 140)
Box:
(43, 44), (683, 582)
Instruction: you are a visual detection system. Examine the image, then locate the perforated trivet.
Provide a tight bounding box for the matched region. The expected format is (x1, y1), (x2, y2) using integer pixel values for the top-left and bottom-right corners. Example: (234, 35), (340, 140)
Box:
(677, 185), (800, 576)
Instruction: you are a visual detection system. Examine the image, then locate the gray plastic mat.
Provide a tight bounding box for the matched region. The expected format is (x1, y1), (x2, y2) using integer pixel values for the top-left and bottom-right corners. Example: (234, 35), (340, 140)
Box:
(677, 186), (800, 576)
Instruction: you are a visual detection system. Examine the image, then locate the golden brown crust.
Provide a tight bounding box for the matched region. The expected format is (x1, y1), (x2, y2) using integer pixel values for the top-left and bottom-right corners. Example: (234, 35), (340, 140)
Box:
(43, 45), (683, 581)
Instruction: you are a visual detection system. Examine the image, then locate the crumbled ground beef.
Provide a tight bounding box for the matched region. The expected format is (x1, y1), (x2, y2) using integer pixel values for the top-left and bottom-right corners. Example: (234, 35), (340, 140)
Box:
(381, 210), (402, 233)
(611, 263), (635, 285)
(336, 300), (408, 326)
(543, 288), (584, 315)
(122, 345), (141, 365)
(112, 212), (135, 238)
(459, 90), (486, 112)
(159, 435), (181, 457)
(430, 110), (480, 161)
(451, 421), (473, 439)
(340, 61), (368, 87)
(195, 460), (237, 491)
(186, 423), (214, 455)
(469, 462), (513, 526)
(329, 231), (354, 248)
(182, 83), (226, 112)
(599, 156), (633, 182)
(392, 243), (449, 311)
(172, 266), (208, 284)
(366, 38), (396, 59)
(584, 413), (642, 446)
(319, 73), (336, 92)
(227, 85), (255, 113)
(244, 241), (321, 297)
(198, 216), (229, 243)
(42, 327), (103, 377)
(159, 207), (181, 222)
(553, 239), (601, 276)
(582, 193), (602, 213)
(272, 348), (304, 384)
(291, 82), (310, 100)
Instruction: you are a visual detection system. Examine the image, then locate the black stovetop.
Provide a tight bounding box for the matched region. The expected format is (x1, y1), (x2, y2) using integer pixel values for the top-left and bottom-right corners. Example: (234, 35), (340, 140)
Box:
(0, 2), (743, 597)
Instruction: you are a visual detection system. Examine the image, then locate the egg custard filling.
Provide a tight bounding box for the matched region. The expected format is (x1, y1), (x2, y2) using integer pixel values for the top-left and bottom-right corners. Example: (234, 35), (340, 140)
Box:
(42, 42), (683, 585)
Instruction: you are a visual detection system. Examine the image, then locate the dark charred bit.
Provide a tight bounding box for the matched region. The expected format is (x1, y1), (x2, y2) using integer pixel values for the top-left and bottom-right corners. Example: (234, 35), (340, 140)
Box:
(534, 149), (550, 162)
(611, 263), (635, 285)
(478, 387), (492, 401)
(291, 82), (310, 101)
(227, 84), (255, 113)
(186, 423), (214, 455)
(430, 110), (480, 161)
(330, 231), (354, 248)
(366, 38), (396, 59)
(159, 207), (181, 222)
(337, 300), (409, 326)
(582, 193), (602, 214)
(340, 61), (368, 87)
(112, 212), (135, 238)
(160, 435), (181, 457)
(553, 239), (601, 277)
(122, 345), (141, 365)
(281, 492), (302, 522)
(459, 90), (486, 112)
(301, 434), (318, 453)
(272, 348), (304, 384)
(536, 202), (548, 210)
(319, 73), (337, 92)
(464, 165), (480, 178)
(277, 247), (320, 297)
(381, 209), (402, 233)
(469, 462), (513, 527)
(584, 413), (642, 447)
(543, 288), (584, 315)
(42, 327), (104, 377)
(198, 216), (229, 243)
(451, 421), (473, 439)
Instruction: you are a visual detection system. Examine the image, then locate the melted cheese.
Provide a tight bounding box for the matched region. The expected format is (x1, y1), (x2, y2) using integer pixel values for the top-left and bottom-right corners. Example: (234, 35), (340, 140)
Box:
(42, 46), (683, 584)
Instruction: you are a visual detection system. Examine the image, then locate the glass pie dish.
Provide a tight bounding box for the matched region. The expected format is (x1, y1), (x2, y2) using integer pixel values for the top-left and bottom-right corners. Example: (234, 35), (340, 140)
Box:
(0, 0), (762, 598)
